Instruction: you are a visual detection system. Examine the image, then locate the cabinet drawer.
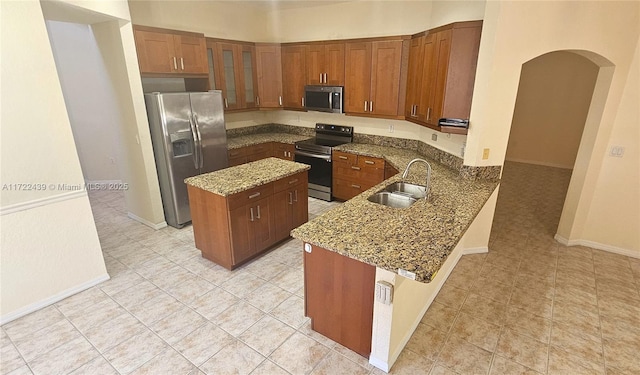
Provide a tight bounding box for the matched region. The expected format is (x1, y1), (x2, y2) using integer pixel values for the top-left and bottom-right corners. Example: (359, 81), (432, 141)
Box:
(227, 183), (274, 210)
(247, 151), (271, 162)
(334, 165), (384, 185)
(229, 155), (248, 167)
(357, 156), (384, 170)
(248, 142), (273, 155)
(274, 171), (307, 193)
(333, 151), (357, 166)
(333, 178), (368, 200)
(228, 147), (249, 159)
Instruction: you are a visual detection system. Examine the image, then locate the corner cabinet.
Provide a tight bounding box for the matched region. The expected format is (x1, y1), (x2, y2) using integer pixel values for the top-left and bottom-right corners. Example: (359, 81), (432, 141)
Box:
(281, 45), (307, 110)
(344, 38), (409, 118)
(133, 26), (208, 76)
(256, 44), (284, 109)
(333, 151), (385, 201)
(405, 21), (482, 133)
(207, 39), (259, 111)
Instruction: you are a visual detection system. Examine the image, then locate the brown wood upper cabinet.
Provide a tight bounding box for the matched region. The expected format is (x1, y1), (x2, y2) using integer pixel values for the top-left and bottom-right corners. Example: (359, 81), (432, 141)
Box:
(134, 26), (208, 75)
(208, 39), (258, 111)
(256, 44), (283, 108)
(344, 39), (406, 117)
(405, 21), (482, 133)
(281, 45), (307, 109)
(306, 43), (345, 85)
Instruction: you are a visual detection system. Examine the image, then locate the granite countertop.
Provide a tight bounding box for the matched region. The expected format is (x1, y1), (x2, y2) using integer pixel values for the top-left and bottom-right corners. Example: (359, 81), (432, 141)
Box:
(291, 143), (499, 283)
(185, 157), (310, 196)
(227, 133), (311, 149)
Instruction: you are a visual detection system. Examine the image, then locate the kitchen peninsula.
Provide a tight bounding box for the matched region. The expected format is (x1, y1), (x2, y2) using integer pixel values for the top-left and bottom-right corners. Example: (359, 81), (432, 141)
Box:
(185, 157), (309, 269)
(291, 143), (499, 372)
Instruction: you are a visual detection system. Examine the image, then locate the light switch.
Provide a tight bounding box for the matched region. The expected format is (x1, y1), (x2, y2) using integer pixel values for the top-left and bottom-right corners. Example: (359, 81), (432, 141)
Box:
(482, 148), (490, 160)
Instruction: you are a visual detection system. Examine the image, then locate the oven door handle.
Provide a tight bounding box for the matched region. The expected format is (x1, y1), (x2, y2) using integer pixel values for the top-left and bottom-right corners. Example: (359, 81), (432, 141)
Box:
(294, 150), (332, 161)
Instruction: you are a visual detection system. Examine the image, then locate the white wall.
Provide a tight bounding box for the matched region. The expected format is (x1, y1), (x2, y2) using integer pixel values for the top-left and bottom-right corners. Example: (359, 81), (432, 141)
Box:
(128, 0), (267, 41)
(0, 0), (108, 322)
(467, 1), (640, 252)
(46, 20), (122, 182)
(505, 51), (599, 169)
(581, 38), (640, 254)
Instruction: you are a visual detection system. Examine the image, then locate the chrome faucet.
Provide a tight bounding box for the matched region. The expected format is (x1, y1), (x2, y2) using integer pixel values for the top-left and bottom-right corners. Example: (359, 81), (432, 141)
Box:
(402, 158), (432, 196)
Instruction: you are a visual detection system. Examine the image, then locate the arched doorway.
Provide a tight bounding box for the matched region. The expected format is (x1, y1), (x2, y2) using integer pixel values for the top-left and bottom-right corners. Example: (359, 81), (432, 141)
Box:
(492, 50), (613, 248)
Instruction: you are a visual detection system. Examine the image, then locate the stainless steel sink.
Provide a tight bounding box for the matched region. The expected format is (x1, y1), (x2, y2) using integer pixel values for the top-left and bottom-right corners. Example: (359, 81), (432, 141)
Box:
(383, 182), (427, 199)
(367, 192), (417, 208)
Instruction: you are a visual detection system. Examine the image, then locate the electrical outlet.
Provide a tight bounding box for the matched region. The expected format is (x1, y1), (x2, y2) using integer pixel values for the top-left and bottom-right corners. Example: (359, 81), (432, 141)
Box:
(482, 148), (490, 160)
(388, 124), (394, 133)
(432, 134), (437, 141)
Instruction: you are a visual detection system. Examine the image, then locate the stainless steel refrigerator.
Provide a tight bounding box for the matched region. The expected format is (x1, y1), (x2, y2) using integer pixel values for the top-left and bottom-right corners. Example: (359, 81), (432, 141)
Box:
(145, 91), (229, 228)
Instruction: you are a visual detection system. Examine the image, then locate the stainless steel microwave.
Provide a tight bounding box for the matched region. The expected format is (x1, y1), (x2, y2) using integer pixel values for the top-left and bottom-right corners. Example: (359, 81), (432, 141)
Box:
(304, 85), (343, 113)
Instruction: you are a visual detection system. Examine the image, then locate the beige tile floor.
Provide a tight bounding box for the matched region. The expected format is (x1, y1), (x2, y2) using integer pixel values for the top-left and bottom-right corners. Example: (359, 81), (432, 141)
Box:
(2, 161), (639, 374)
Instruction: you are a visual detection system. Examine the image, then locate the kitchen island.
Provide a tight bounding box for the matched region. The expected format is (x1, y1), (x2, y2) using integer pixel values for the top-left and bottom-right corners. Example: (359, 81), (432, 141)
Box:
(291, 143), (499, 372)
(186, 157), (310, 269)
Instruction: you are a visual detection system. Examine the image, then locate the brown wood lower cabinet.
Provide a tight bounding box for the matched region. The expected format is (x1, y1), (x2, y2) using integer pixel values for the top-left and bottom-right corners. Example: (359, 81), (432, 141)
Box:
(333, 151), (385, 201)
(188, 170), (308, 269)
(273, 142), (295, 161)
(304, 243), (376, 358)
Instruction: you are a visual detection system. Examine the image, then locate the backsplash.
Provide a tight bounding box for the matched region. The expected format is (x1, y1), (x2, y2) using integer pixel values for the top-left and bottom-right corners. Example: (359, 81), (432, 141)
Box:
(227, 123), (501, 180)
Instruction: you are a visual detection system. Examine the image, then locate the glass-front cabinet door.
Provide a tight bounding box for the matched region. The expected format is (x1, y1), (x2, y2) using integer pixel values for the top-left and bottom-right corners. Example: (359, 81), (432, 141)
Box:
(207, 39), (258, 111)
(241, 45), (258, 109)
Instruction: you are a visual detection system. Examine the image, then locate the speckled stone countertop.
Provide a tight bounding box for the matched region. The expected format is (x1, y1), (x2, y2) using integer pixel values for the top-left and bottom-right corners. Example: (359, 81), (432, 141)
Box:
(227, 133), (310, 149)
(291, 143), (499, 283)
(185, 157), (310, 196)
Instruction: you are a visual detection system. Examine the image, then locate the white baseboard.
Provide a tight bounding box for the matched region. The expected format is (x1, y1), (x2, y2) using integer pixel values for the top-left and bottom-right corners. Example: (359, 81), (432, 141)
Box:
(462, 246), (489, 255)
(84, 179), (122, 184)
(368, 356), (390, 373)
(505, 158), (573, 170)
(554, 234), (639, 259)
(127, 212), (167, 230)
(0, 274), (110, 326)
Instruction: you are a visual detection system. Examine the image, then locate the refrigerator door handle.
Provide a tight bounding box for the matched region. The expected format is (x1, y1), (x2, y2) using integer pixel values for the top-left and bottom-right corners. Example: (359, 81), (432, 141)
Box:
(192, 113), (204, 169)
(188, 114), (200, 170)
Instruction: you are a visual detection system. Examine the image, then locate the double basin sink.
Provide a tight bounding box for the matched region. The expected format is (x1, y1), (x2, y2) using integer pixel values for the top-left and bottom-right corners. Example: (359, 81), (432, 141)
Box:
(367, 182), (428, 208)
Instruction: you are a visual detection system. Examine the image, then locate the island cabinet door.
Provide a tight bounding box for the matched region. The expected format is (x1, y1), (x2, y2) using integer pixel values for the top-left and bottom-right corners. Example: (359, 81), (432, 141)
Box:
(229, 204), (256, 264)
(304, 244), (376, 358)
(252, 196), (276, 252)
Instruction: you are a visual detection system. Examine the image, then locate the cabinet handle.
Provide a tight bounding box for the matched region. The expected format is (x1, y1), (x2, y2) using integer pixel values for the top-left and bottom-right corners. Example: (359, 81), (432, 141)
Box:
(302, 97), (305, 107)
(370, 101), (373, 112)
(256, 205), (261, 219)
(224, 98), (228, 108)
(279, 96), (283, 106)
(284, 151), (287, 157)
(320, 73), (323, 83)
(364, 101), (368, 112)
(289, 192), (293, 205)
(338, 155), (348, 160)
(351, 184), (361, 189)
(323, 73), (327, 83)
(294, 189), (298, 202)
(180, 57), (184, 70)
(351, 166), (361, 170)
(256, 96), (260, 106)
(365, 160), (375, 165)
(250, 207), (255, 222)
(173, 57), (177, 70)
(249, 192), (261, 199)
(427, 107), (431, 121)
(289, 179), (298, 184)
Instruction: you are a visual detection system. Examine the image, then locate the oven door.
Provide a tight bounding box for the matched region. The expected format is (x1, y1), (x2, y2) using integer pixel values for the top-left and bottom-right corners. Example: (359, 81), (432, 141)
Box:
(294, 150), (332, 200)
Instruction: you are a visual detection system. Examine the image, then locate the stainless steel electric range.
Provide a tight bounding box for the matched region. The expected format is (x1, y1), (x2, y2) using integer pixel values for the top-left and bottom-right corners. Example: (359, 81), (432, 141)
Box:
(294, 124), (354, 201)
